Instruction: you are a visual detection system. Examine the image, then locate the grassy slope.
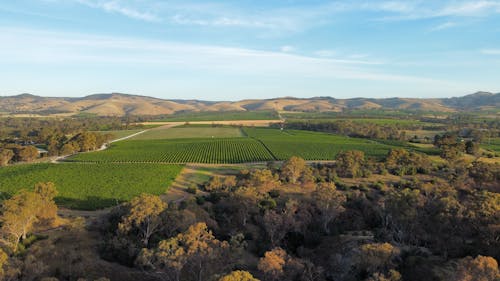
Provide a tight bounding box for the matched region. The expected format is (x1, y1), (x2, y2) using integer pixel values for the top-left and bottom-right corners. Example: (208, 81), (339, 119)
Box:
(0, 163), (183, 210)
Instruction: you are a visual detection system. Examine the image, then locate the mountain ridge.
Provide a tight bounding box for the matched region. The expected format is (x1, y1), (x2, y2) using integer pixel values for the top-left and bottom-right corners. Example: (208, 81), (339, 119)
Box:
(1, 92), (498, 116)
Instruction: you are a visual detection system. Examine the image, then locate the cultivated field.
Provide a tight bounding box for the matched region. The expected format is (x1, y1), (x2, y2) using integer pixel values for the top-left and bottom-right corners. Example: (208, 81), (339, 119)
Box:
(154, 110), (280, 121)
(68, 138), (274, 163)
(0, 163), (183, 210)
(244, 127), (393, 160)
(67, 126), (416, 163)
(129, 126), (243, 140)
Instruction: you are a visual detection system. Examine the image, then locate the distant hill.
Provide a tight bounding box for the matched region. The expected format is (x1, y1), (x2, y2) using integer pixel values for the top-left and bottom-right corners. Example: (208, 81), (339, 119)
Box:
(0, 92), (498, 116)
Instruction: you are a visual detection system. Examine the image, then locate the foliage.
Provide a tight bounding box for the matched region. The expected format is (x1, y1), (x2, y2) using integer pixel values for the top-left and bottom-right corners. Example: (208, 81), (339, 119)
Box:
(219, 270), (259, 281)
(118, 194), (166, 246)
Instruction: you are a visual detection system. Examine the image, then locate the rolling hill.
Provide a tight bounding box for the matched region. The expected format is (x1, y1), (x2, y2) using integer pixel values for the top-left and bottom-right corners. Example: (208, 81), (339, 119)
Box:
(0, 92), (498, 117)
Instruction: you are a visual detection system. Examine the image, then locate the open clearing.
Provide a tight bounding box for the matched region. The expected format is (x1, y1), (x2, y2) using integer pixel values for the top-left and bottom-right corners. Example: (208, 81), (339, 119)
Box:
(0, 163), (183, 210)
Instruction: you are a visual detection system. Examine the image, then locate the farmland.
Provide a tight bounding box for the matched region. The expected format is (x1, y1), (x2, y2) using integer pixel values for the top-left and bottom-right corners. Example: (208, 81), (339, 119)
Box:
(129, 126), (243, 140)
(68, 126), (411, 164)
(154, 110), (280, 122)
(244, 127), (394, 160)
(481, 137), (500, 154)
(0, 163), (183, 210)
(68, 138), (274, 163)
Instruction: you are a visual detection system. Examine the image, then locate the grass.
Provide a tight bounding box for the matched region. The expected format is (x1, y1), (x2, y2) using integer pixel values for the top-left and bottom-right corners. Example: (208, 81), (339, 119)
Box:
(0, 163), (183, 210)
(68, 138), (274, 164)
(243, 127), (394, 160)
(154, 110), (280, 122)
(130, 126), (243, 140)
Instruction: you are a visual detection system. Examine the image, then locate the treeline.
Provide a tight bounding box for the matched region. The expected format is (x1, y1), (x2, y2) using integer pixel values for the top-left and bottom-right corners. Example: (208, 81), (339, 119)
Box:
(274, 120), (411, 140)
(0, 131), (112, 166)
(0, 116), (148, 166)
(98, 151), (499, 281)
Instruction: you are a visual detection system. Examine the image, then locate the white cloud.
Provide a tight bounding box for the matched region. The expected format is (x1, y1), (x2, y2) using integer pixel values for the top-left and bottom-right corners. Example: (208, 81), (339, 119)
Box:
(431, 21), (458, 31)
(0, 27), (437, 84)
(280, 45), (296, 53)
(481, 49), (500, 55)
(314, 50), (337, 57)
(76, 0), (161, 22)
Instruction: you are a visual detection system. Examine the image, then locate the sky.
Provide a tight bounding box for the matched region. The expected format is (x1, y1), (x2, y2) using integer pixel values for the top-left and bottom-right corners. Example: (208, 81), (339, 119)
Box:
(0, 0), (499, 100)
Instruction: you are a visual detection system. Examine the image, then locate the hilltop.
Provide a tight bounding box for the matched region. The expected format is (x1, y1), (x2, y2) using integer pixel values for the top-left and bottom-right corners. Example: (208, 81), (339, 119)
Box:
(0, 92), (499, 116)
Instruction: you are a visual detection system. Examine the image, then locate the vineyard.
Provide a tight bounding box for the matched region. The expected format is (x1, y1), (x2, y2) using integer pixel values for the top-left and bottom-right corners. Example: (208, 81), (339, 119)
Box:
(129, 126), (243, 140)
(0, 163), (183, 210)
(243, 127), (393, 160)
(69, 138), (274, 163)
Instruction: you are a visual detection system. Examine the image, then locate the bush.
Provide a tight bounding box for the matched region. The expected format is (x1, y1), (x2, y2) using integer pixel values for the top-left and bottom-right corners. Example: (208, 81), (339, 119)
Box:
(186, 186), (197, 194)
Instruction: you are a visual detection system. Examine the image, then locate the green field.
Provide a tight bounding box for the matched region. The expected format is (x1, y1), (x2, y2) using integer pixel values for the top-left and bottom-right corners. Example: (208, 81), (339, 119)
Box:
(130, 126), (243, 140)
(0, 163), (183, 210)
(244, 128), (393, 160)
(68, 138), (274, 163)
(481, 138), (500, 153)
(154, 110), (280, 122)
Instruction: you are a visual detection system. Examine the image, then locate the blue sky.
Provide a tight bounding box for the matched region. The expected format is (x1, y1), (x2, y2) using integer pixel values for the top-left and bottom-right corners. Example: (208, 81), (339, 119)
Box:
(0, 0), (499, 100)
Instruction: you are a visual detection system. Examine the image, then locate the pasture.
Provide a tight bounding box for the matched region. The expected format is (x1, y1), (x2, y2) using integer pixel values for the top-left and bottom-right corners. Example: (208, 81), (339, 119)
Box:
(0, 163), (183, 210)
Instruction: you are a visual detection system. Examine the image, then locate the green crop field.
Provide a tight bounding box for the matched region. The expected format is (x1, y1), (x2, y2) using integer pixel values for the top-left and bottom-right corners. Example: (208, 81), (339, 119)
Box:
(154, 110), (280, 122)
(130, 126), (243, 140)
(0, 163), (183, 210)
(68, 138), (274, 163)
(243, 127), (393, 160)
(481, 138), (500, 153)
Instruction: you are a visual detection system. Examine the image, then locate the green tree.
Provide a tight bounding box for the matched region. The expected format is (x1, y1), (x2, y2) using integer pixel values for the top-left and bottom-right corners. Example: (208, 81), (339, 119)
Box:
(0, 149), (14, 167)
(312, 182), (346, 234)
(280, 156), (308, 184)
(118, 194), (166, 247)
(335, 150), (366, 178)
(0, 190), (42, 250)
(18, 146), (38, 162)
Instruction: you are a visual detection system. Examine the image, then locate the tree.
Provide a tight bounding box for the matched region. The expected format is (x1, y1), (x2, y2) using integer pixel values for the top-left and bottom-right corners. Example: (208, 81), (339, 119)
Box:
(118, 194), (166, 247)
(465, 140), (479, 156)
(0, 190), (43, 250)
(446, 256), (500, 281)
(280, 156), (308, 184)
(359, 243), (400, 275)
(247, 169), (280, 193)
(258, 248), (288, 281)
(0, 248), (8, 277)
(335, 150), (365, 178)
(219, 270), (259, 281)
(18, 146), (38, 162)
(137, 222), (229, 281)
(60, 142), (78, 155)
(0, 149), (14, 166)
(34, 182), (58, 222)
(366, 270), (402, 281)
(312, 182), (346, 234)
